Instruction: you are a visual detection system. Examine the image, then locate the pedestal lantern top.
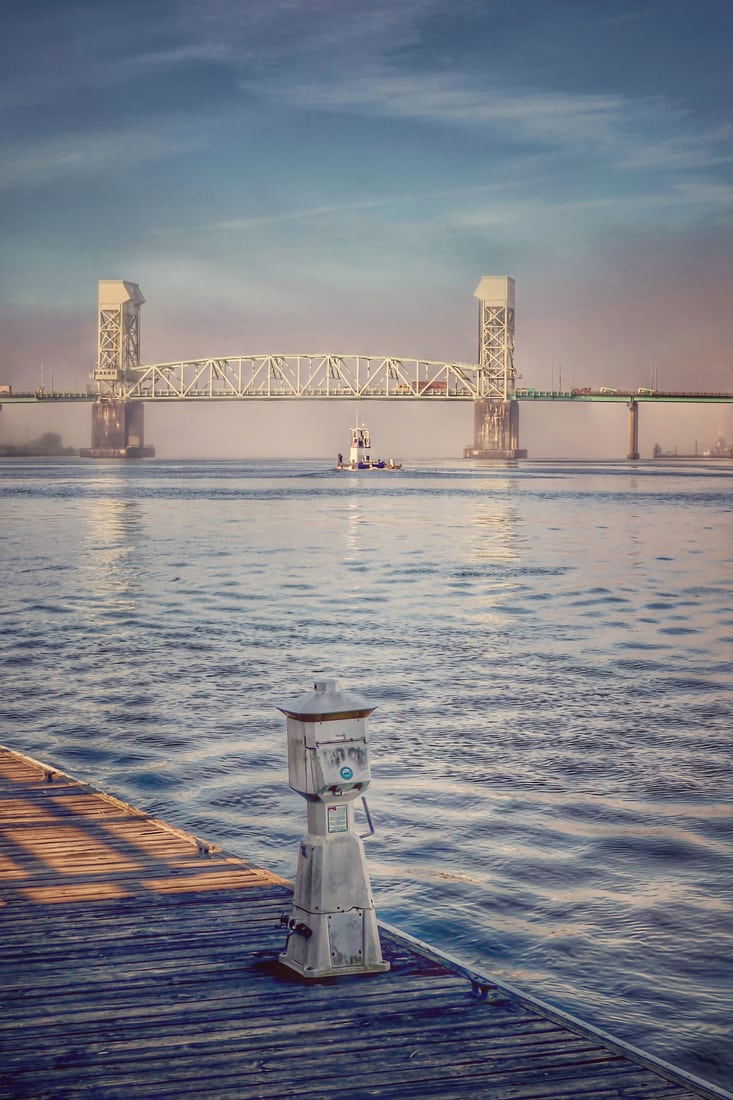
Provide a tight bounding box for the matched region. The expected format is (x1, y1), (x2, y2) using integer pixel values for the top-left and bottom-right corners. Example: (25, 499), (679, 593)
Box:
(278, 678), (376, 723)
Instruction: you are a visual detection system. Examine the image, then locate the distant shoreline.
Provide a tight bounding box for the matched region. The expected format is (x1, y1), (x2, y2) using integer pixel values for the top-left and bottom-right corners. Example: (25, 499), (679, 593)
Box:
(0, 431), (78, 458)
(0, 447), (79, 458)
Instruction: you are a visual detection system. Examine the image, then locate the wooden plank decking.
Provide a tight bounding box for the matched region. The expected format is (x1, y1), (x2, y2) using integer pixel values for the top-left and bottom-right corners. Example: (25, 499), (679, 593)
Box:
(1, 744), (729, 1100)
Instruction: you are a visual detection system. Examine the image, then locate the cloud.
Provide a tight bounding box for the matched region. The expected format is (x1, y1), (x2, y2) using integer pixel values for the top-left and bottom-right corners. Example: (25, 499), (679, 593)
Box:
(124, 43), (232, 69)
(617, 126), (733, 171)
(262, 66), (731, 182)
(0, 126), (206, 189)
(175, 0), (434, 66)
(3, 0), (729, 214)
(448, 180), (733, 236)
(163, 182), (511, 234)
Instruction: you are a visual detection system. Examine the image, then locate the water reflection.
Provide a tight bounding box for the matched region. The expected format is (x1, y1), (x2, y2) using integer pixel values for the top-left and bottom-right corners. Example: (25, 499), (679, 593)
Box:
(343, 497), (368, 560)
(80, 499), (146, 611)
(471, 481), (520, 564)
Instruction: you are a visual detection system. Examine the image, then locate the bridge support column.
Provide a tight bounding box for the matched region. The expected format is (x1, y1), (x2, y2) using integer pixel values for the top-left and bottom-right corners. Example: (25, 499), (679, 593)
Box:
(464, 399), (527, 459)
(627, 400), (639, 460)
(80, 400), (155, 459)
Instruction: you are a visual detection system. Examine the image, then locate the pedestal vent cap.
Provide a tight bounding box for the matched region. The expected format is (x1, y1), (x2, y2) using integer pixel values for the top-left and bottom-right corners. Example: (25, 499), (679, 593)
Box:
(278, 678), (376, 722)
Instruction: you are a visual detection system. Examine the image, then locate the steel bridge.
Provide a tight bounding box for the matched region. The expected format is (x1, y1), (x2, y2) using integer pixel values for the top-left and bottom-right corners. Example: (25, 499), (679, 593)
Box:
(6, 374), (730, 464)
(102, 354), (482, 402)
(85, 273), (510, 405)
(2, 275), (731, 459)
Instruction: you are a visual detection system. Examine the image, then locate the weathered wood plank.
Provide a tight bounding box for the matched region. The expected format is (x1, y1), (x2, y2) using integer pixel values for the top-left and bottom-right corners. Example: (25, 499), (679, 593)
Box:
(1, 746), (727, 1100)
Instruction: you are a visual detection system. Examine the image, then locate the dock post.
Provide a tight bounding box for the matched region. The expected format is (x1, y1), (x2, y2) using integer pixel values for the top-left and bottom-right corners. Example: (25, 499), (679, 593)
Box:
(277, 678), (389, 979)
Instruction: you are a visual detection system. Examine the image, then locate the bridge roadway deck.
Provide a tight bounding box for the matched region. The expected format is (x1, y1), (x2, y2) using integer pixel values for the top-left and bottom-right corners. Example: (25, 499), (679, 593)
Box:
(3, 389), (733, 404)
(1, 745), (729, 1100)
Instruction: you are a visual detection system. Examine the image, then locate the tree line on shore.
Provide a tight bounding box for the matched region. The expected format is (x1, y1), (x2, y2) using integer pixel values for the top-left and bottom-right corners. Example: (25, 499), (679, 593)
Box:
(0, 432), (78, 457)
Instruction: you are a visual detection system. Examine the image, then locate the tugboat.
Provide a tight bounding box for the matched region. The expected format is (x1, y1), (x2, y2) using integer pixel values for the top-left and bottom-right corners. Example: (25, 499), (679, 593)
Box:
(336, 423), (402, 471)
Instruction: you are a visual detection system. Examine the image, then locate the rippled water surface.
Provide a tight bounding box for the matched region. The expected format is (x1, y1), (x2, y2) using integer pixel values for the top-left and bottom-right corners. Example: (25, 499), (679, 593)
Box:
(1, 456), (732, 1089)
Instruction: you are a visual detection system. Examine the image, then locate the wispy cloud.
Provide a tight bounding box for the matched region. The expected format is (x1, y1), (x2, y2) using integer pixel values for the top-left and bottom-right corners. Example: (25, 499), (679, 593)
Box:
(278, 71), (627, 141)
(449, 181), (733, 234)
(262, 66), (731, 181)
(180, 183), (509, 233)
(4, 0), (728, 202)
(617, 126), (733, 171)
(175, 0), (436, 66)
(0, 127), (202, 189)
(154, 169), (733, 256)
(125, 43), (232, 69)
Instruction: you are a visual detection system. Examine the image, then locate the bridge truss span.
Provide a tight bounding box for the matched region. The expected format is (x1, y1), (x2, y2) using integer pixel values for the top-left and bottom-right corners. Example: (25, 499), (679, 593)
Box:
(111, 354), (482, 401)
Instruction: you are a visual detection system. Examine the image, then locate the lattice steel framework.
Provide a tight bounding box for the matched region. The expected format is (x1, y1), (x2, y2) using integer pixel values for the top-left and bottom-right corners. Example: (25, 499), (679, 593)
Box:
(96, 281), (145, 386)
(90, 275), (519, 403)
(102, 354), (482, 401)
(474, 276), (516, 399)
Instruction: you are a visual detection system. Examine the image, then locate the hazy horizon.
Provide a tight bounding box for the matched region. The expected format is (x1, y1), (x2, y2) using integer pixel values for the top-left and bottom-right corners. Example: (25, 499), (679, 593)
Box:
(1, 397), (730, 462)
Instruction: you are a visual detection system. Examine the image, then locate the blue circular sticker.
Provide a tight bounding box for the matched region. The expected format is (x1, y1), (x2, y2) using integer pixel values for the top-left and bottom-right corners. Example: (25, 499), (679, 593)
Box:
(339, 766), (354, 780)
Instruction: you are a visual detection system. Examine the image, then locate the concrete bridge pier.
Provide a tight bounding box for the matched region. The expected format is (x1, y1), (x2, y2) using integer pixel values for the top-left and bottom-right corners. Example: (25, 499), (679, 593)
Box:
(79, 400), (155, 459)
(627, 399), (640, 460)
(464, 399), (527, 460)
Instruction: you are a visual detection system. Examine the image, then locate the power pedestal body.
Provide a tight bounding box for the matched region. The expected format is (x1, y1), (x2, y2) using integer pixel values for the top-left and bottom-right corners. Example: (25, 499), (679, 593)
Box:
(278, 680), (389, 979)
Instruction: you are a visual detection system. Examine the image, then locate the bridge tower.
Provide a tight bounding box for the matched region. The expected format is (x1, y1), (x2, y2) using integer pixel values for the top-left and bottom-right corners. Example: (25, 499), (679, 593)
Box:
(464, 276), (527, 459)
(96, 280), (145, 386)
(80, 280), (154, 458)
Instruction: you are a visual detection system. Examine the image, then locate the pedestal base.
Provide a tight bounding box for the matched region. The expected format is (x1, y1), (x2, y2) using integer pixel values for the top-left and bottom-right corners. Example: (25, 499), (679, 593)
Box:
(279, 903), (390, 979)
(279, 826), (389, 979)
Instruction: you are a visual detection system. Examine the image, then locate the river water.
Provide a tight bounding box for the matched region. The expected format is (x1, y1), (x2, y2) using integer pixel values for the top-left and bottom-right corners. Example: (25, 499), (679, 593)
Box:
(1, 456), (731, 1090)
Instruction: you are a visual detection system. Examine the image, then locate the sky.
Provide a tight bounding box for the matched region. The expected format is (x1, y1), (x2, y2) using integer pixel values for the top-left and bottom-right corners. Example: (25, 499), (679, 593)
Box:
(1, 0), (731, 457)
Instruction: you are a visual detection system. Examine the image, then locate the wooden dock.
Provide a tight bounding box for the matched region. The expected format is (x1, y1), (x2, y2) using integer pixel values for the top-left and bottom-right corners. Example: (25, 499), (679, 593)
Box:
(1, 744), (729, 1100)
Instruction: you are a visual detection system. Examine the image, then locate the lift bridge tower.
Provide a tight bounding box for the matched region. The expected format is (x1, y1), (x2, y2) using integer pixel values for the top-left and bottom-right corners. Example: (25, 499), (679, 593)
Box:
(464, 275), (526, 459)
(80, 280), (154, 458)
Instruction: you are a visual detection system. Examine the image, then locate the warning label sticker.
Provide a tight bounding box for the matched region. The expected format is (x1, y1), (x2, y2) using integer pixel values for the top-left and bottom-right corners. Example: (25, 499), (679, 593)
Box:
(327, 804), (348, 833)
